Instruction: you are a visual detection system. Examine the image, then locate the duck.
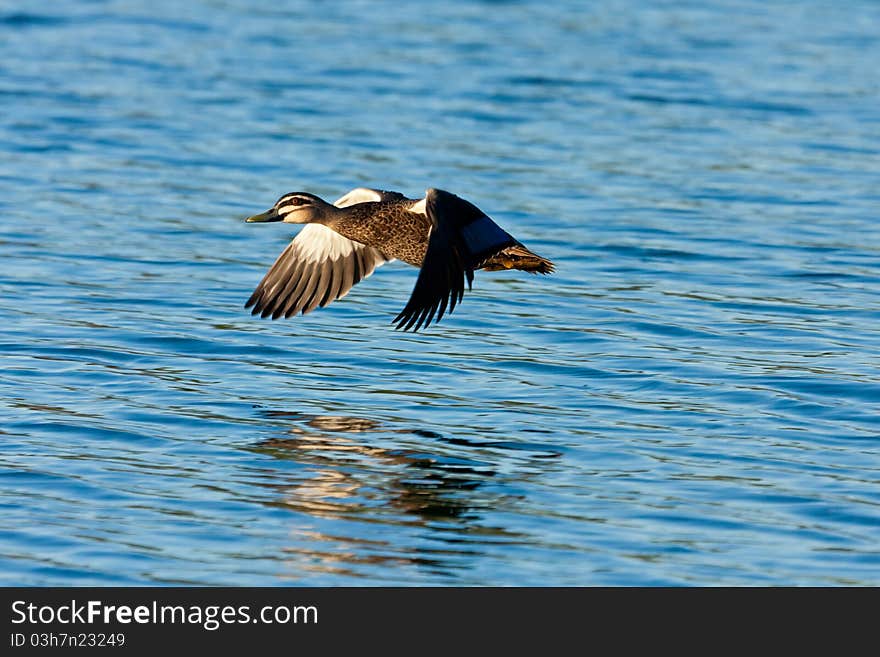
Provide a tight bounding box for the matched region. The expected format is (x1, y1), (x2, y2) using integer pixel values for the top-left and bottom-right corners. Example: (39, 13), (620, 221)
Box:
(244, 187), (554, 331)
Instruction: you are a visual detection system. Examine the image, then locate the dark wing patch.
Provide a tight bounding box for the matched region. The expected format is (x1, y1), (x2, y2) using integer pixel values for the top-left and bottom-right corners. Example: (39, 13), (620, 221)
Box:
(392, 188), (516, 332)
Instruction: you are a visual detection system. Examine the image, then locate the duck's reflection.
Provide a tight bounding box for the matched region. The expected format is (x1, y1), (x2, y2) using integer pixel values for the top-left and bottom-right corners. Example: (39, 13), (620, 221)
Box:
(254, 410), (496, 521)
(248, 409), (532, 580)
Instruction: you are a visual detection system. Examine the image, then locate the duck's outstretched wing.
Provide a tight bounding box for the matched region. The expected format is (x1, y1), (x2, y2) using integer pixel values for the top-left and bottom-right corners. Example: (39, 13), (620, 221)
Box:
(246, 225), (391, 320)
(393, 188), (517, 332)
(246, 188), (409, 320)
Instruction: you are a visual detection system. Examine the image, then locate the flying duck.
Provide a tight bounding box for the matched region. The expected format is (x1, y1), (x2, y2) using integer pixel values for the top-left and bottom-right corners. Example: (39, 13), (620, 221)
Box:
(244, 187), (554, 331)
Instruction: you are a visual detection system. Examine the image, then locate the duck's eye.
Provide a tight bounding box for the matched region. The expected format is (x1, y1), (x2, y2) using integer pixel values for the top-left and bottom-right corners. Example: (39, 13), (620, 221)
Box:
(279, 196), (310, 209)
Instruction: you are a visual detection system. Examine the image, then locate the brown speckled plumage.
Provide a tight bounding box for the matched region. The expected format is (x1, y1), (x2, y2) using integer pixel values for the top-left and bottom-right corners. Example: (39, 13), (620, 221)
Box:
(327, 197), (430, 267)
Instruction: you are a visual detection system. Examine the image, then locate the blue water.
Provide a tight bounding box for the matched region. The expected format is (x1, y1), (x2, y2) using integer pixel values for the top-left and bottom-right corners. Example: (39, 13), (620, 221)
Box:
(1, 0), (879, 585)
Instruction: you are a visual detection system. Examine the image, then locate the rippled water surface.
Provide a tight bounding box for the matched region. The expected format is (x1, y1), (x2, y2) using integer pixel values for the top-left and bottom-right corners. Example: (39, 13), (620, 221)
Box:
(1, 0), (879, 585)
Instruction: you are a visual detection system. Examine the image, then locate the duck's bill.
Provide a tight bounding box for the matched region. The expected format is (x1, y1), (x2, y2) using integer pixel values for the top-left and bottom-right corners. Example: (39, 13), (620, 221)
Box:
(245, 208), (281, 223)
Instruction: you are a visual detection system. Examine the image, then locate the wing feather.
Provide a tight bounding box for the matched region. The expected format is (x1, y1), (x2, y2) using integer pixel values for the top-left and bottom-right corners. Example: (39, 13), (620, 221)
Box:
(281, 262), (313, 318)
(271, 259), (307, 319)
(333, 187), (408, 208)
(246, 223), (390, 320)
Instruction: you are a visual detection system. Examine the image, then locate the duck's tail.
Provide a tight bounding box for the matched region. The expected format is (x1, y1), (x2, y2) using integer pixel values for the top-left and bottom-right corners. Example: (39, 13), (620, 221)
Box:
(479, 244), (555, 274)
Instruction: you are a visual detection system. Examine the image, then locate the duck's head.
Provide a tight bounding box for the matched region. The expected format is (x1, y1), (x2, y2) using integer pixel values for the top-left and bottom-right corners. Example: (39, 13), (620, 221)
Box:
(245, 192), (332, 224)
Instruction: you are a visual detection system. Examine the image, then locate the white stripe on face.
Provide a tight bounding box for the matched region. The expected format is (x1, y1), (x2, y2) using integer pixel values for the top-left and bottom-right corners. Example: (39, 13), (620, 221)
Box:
(277, 195), (313, 213)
